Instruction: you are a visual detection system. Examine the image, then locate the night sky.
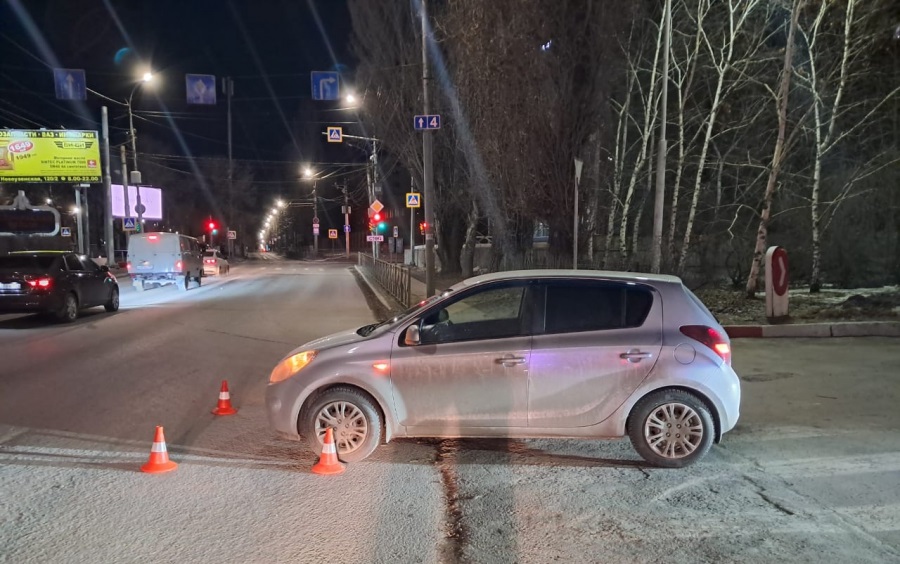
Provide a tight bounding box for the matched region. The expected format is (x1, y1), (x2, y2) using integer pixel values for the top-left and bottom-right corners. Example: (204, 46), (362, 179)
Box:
(0, 0), (355, 168)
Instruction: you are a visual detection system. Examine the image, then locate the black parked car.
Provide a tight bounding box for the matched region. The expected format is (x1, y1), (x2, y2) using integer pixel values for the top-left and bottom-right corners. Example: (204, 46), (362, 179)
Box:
(0, 251), (119, 322)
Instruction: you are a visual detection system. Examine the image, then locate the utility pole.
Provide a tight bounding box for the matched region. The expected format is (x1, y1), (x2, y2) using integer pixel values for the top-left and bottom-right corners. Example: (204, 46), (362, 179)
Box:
(651, 0), (672, 274)
(421, 0), (436, 297)
(341, 182), (350, 258)
(224, 77), (234, 257)
(410, 176), (415, 265)
(102, 106), (114, 265)
(74, 187), (84, 254)
(312, 181), (319, 255)
(120, 146), (130, 244)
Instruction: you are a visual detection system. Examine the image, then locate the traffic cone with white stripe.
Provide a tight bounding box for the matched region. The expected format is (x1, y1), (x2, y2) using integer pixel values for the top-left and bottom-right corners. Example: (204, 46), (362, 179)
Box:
(212, 380), (238, 416)
(311, 427), (345, 475)
(141, 426), (178, 474)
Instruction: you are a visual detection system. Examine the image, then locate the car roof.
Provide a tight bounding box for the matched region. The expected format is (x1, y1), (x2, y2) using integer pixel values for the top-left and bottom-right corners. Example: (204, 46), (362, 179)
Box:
(7, 250), (70, 255)
(453, 269), (683, 289)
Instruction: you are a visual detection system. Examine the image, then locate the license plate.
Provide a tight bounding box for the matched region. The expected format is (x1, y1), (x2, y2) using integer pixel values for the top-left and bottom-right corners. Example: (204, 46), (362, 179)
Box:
(138, 262), (152, 270)
(0, 282), (21, 290)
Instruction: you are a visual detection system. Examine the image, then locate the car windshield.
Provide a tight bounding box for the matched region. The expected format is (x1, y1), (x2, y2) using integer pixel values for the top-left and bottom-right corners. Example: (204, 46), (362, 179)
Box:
(0, 255), (58, 271)
(356, 293), (446, 337)
(204, 252), (215, 257)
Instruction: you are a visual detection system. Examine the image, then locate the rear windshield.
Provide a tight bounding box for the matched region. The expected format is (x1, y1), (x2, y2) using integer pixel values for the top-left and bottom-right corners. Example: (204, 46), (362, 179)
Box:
(0, 255), (59, 271)
(204, 251), (215, 257)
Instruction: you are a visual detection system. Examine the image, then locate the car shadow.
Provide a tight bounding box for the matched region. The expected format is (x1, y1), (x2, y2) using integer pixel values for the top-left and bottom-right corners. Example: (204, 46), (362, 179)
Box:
(0, 308), (116, 330)
(393, 437), (649, 469)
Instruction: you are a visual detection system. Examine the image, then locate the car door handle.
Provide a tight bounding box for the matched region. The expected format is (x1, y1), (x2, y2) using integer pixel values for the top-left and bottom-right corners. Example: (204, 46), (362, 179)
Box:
(495, 355), (527, 367)
(620, 350), (653, 363)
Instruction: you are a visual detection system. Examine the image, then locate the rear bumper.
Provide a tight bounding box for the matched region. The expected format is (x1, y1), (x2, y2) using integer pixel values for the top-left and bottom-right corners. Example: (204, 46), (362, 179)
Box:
(0, 293), (59, 313)
(129, 272), (180, 282)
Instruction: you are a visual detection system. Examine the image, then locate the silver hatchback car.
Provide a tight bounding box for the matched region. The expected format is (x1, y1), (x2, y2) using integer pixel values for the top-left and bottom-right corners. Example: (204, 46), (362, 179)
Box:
(266, 270), (741, 468)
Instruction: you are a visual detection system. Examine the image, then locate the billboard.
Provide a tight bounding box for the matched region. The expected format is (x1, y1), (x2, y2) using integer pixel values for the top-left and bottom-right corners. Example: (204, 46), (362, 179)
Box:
(0, 130), (101, 183)
(111, 185), (163, 220)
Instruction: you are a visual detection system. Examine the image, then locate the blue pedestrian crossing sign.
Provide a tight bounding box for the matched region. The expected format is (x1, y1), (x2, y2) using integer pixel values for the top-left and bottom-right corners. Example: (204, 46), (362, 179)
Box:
(185, 74), (217, 105)
(311, 71), (340, 101)
(414, 115), (441, 130)
(327, 126), (343, 143)
(54, 68), (86, 101)
(406, 192), (421, 208)
(60, 227), (72, 237)
(123, 217), (137, 231)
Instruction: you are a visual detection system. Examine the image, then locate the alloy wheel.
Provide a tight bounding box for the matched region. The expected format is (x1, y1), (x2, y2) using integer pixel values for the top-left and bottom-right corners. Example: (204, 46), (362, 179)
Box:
(643, 402), (704, 459)
(314, 401), (369, 455)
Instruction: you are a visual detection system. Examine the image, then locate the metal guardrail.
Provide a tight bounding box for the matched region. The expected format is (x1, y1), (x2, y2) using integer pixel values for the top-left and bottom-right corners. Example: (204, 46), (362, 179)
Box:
(359, 253), (411, 308)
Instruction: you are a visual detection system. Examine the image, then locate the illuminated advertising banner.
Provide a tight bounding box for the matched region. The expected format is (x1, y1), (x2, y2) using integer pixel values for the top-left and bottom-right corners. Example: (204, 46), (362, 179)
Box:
(0, 129), (101, 183)
(111, 185), (163, 220)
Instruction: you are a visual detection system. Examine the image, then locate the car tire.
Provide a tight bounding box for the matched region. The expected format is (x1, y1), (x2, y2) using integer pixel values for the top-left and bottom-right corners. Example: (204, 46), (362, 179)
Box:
(627, 389), (715, 468)
(134, 281), (145, 292)
(104, 287), (120, 312)
(55, 292), (79, 323)
(300, 387), (382, 463)
(195, 272), (202, 287)
(178, 275), (189, 291)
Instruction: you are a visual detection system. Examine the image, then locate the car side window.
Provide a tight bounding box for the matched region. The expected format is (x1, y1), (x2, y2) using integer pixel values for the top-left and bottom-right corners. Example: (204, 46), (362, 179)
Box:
(542, 281), (653, 334)
(420, 284), (528, 345)
(64, 255), (84, 271)
(78, 257), (100, 272)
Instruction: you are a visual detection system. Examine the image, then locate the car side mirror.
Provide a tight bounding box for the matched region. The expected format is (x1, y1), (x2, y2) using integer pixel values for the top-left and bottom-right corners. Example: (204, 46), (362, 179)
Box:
(404, 324), (421, 346)
(99, 265), (110, 272)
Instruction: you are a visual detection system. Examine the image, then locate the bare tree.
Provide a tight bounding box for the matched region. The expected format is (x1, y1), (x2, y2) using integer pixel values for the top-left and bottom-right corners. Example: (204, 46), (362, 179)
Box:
(745, 0), (804, 296)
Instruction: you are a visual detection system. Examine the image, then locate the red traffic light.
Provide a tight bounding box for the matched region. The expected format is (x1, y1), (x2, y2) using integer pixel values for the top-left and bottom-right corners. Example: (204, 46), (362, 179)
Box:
(373, 212), (381, 221)
(208, 221), (216, 230)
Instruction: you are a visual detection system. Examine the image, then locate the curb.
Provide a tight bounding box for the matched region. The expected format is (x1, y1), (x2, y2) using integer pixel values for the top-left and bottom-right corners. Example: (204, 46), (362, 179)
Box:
(725, 321), (900, 339)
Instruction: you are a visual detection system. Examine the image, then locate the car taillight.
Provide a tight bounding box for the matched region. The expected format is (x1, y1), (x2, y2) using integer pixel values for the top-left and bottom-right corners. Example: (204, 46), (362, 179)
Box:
(680, 325), (731, 365)
(25, 276), (53, 290)
(126, 261), (132, 271)
(148, 235), (159, 241)
(175, 260), (183, 272)
(205, 259), (214, 264)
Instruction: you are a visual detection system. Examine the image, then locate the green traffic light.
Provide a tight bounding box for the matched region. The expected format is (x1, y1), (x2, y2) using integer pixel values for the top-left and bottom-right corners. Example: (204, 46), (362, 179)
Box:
(377, 222), (386, 232)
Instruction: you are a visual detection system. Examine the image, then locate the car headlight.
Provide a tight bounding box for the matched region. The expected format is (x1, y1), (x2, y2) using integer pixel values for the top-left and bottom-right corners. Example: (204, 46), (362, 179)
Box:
(269, 350), (317, 383)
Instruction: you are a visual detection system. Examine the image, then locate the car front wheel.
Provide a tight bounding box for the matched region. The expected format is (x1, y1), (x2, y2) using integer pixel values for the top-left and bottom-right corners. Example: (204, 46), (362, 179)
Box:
(300, 387), (382, 463)
(627, 389), (714, 468)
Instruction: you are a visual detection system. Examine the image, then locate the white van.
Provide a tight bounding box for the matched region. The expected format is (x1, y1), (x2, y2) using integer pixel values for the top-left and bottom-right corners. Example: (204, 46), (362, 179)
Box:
(127, 232), (203, 292)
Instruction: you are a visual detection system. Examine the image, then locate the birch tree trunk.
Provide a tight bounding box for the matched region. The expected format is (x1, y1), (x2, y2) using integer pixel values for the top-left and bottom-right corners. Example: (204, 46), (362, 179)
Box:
(612, 12), (665, 267)
(677, 0), (760, 274)
(745, 0), (803, 296)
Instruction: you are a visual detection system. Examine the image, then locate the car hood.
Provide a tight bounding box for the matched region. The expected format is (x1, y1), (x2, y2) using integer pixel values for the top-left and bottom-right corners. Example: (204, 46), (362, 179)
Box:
(296, 326), (368, 352)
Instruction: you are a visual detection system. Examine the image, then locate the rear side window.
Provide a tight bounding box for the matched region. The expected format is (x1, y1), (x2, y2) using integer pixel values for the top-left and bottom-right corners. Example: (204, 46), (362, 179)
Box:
(64, 255), (84, 271)
(543, 281), (654, 334)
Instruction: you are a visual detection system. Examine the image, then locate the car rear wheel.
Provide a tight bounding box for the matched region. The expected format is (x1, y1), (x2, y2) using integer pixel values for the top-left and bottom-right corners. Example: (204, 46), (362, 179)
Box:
(178, 275), (189, 291)
(300, 387), (382, 463)
(55, 292), (78, 323)
(627, 389), (714, 468)
(104, 287), (119, 312)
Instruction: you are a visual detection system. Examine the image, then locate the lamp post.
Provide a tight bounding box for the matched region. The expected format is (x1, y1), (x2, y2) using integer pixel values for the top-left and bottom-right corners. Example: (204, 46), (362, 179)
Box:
(125, 72), (153, 235)
(126, 72), (154, 172)
(303, 167), (320, 256)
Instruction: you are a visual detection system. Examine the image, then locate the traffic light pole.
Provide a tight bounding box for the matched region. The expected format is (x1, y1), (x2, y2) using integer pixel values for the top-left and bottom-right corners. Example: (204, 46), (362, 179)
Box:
(422, 0), (436, 297)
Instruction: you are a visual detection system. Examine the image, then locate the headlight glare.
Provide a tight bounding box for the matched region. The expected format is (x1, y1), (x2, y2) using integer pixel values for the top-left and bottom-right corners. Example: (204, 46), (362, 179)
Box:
(269, 350), (317, 383)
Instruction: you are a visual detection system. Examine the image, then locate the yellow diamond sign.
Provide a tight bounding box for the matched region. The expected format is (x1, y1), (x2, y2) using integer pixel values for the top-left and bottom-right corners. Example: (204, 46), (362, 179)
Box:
(370, 199), (384, 214)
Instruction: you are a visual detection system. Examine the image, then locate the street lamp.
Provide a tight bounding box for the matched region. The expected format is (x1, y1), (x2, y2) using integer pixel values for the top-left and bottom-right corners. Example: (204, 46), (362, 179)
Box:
(127, 71), (154, 171)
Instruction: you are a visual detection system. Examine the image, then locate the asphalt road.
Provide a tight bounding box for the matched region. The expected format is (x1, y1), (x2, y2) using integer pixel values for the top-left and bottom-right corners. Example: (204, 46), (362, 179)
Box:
(1, 258), (898, 563)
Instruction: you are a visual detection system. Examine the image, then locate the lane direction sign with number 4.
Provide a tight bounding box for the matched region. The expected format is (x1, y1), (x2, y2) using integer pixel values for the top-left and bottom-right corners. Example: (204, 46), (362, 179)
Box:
(414, 115), (441, 130)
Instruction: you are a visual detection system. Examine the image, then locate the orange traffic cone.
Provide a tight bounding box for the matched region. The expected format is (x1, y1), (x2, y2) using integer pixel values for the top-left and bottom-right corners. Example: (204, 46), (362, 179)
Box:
(141, 426), (178, 474)
(212, 380), (238, 416)
(311, 427), (346, 475)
